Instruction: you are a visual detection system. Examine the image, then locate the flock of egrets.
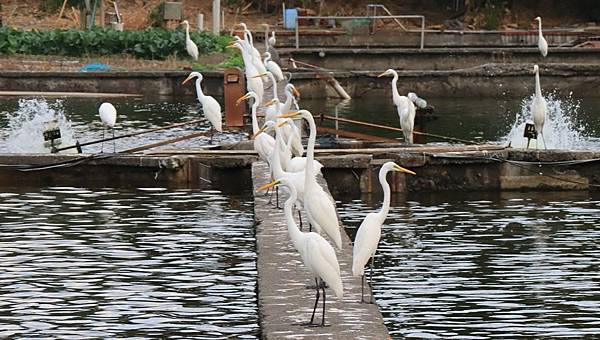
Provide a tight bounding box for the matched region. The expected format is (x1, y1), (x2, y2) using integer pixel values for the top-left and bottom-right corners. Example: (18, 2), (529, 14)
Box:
(93, 16), (552, 326)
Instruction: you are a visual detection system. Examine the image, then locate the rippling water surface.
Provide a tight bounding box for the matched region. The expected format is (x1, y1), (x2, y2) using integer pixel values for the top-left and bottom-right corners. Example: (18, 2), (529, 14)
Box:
(0, 187), (258, 338)
(338, 191), (600, 338)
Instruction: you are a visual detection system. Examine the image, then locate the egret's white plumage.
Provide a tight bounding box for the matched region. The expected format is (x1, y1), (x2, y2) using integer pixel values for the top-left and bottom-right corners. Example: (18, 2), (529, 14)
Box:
(408, 92), (427, 109)
(268, 31), (276, 47)
(229, 40), (264, 104)
(534, 17), (548, 57)
(531, 65), (547, 149)
(181, 20), (199, 61)
(352, 162), (415, 302)
(379, 69), (416, 144)
(277, 119), (322, 173)
(182, 72), (223, 140)
(98, 102), (117, 153)
(237, 92), (275, 162)
(279, 110), (342, 250)
(263, 52), (284, 82)
(258, 178), (343, 326)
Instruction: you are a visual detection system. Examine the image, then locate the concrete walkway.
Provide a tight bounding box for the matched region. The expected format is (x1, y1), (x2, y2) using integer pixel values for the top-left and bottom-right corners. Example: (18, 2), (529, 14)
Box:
(253, 162), (390, 339)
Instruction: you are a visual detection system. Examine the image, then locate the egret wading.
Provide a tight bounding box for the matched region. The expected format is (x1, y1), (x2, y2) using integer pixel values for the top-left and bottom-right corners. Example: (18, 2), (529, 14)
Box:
(182, 72), (223, 144)
(378, 69), (416, 144)
(352, 162), (416, 303)
(279, 110), (343, 250)
(534, 17), (548, 57)
(98, 102), (117, 153)
(531, 65), (547, 149)
(258, 178), (343, 327)
(181, 20), (199, 61)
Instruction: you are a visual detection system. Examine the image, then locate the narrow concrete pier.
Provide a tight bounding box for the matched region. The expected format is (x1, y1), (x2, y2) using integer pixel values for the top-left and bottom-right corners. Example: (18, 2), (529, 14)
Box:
(253, 162), (390, 339)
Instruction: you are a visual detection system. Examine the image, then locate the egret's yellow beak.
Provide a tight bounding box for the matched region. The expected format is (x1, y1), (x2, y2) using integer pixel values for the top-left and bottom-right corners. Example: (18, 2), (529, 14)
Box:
(276, 120), (289, 128)
(182, 75), (194, 85)
(226, 42), (237, 48)
(377, 71), (389, 78)
(264, 99), (277, 107)
(277, 111), (301, 119)
(293, 87), (301, 97)
(393, 164), (416, 175)
(252, 73), (268, 78)
(236, 93), (252, 106)
(252, 126), (269, 139)
(257, 180), (280, 192)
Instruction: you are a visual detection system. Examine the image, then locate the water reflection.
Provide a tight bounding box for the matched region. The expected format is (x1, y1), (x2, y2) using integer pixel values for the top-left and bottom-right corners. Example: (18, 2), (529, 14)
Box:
(0, 187), (258, 338)
(339, 191), (600, 338)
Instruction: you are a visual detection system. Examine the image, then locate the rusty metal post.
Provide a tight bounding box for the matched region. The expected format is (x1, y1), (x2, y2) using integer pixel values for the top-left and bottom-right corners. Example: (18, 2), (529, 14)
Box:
(223, 67), (246, 129)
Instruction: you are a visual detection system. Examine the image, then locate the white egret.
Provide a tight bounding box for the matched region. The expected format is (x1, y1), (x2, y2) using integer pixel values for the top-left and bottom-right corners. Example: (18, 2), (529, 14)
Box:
(182, 72), (223, 143)
(352, 162), (416, 303)
(181, 20), (199, 61)
(278, 119), (322, 173)
(258, 178), (343, 326)
(228, 40), (264, 104)
(282, 84), (301, 114)
(378, 69), (416, 144)
(279, 110), (343, 250)
(98, 102), (117, 153)
(235, 23), (267, 75)
(534, 17), (548, 57)
(531, 65), (547, 149)
(263, 52), (284, 82)
(236, 92), (274, 162)
(254, 72), (283, 124)
(268, 31), (276, 48)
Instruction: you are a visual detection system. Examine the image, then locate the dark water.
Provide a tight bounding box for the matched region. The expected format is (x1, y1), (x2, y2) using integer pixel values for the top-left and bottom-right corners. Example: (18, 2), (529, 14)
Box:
(301, 95), (600, 146)
(0, 187), (258, 338)
(338, 191), (600, 338)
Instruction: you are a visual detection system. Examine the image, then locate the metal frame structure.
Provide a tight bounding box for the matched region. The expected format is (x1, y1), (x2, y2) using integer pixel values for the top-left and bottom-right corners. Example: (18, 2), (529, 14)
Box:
(294, 14), (426, 50)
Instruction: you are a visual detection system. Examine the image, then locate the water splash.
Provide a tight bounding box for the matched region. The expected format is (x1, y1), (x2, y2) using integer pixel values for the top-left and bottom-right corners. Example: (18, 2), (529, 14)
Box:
(5, 98), (77, 153)
(502, 92), (592, 150)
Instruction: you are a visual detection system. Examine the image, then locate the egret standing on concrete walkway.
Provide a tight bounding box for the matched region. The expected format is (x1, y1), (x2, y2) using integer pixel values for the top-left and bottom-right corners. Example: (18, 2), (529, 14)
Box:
(352, 162), (415, 303)
(258, 178), (343, 327)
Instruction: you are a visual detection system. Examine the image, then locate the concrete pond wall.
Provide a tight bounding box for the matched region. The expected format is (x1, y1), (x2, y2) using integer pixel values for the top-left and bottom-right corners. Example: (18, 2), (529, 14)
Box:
(1, 63), (599, 99)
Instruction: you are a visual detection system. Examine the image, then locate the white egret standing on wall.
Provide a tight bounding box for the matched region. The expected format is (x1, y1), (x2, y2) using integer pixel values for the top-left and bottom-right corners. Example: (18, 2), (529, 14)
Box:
(181, 20), (199, 61)
(278, 110), (343, 249)
(263, 52), (284, 82)
(352, 162), (415, 303)
(534, 17), (548, 57)
(99, 102), (117, 153)
(531, 65), (547, 149)
(378, 69), (416, 144)
(182, 72), (223, 143)
(258, 178), (343, 327)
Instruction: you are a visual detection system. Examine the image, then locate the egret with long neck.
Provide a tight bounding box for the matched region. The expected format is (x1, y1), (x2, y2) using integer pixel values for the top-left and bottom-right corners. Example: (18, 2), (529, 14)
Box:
(531, 64), (548, 149)
(534, 17), (548, 57)
(378, 69), (416, 144)
(182, 72), (222, 143)
(352, 162), (416, 303)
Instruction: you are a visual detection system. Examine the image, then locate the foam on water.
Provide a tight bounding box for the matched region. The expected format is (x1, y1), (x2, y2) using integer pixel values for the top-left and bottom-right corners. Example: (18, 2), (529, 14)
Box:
(5, 98), (77, 153)
(502, 92), (593, 149)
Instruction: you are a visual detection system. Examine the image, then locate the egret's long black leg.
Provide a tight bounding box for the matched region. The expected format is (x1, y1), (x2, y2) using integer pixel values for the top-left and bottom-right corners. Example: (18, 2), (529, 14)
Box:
(369, 256), (376, 303)
(101, 128), (105, 153)
(361, 275), (365, 303)
(112, 128), (116, 153)
(309, 278), (320, 325)
(298, 209), (303, 230)
(321, 284), (326, 326)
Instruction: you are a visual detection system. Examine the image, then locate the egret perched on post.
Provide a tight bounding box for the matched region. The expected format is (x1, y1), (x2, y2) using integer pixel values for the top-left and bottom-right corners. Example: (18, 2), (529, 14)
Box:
(98, 102), (117, 153)
(378, 69), (416, 144)
(531, 65), (547, 149)
(258, 178), (343, 327)
(534, 17), (548, 57)
(181, 20), (199, 61)
(182, 71), (223, 143)
(352, 162), (415, 303)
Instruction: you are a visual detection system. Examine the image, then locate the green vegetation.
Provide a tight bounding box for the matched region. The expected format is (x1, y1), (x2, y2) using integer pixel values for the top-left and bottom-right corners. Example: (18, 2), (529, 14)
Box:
(0, 26), (232, 60)
(193, 52), (244, 71)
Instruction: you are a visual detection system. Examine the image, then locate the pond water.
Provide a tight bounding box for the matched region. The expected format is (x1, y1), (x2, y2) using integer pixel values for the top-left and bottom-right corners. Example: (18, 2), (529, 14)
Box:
(338, 191), (600, 338)
(1, 93), (599, 153)
(0, 187), (258, 338)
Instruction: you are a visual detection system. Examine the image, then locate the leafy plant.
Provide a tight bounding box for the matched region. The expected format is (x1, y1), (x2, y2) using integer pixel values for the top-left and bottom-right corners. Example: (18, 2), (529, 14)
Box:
(193, 52), (244, 71)
(0, 26), (232, 60)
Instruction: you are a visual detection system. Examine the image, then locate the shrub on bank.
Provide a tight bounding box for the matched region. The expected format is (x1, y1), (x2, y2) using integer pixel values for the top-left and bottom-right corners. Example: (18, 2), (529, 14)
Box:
(0, 26), (232, 60)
